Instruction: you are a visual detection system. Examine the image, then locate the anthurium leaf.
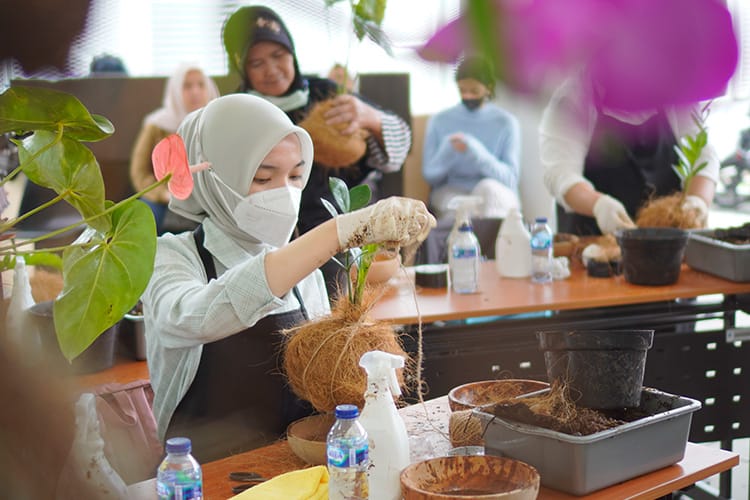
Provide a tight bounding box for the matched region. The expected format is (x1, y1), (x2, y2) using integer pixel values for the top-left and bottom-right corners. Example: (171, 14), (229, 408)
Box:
(54, 200), (156, 360)
(0, 86), (114, 141)
(329, 177), (350, 213)
(20, 251), (63, 270)
(17, 130), (109, 232)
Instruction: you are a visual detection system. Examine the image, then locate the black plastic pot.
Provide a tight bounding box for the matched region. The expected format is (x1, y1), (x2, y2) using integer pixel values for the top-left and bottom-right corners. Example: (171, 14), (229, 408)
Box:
(616, 228), (688, 286)
(537, 330), (654, 409)
(30, 300), (118, 374)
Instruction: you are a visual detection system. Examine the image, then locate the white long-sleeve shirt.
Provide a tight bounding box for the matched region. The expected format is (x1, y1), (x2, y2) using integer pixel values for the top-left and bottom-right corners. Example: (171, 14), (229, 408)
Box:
(538, 77), (719, 212)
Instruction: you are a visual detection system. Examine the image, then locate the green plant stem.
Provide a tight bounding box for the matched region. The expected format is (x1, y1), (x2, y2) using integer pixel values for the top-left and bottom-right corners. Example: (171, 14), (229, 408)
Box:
(0, 191), (66, 232)
(0, 174), (169, 254)
(6, 240), (89, 256)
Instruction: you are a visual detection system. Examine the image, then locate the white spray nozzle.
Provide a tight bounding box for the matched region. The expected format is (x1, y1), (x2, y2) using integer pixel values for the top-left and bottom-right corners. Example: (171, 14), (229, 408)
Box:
(446, 195), (482, 228)
(359, 350), (405, 397)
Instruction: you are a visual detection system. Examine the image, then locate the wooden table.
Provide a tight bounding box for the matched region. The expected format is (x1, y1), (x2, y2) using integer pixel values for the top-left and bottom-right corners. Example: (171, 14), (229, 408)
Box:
(199, 396), (739, 500)
(75, 355), (149, 389)
(365, 263), (750, 499)
(369, 262), (750, 324)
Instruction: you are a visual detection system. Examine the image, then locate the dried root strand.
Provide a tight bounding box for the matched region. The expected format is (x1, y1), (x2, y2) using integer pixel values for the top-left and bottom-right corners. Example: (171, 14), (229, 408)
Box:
(635, 193), (704, 229)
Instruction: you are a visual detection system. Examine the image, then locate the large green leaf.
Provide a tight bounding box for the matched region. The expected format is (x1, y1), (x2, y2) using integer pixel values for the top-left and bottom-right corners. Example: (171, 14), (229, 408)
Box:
(54, 200), (156, 360)
(0, 86), (114, 141)
(17, 130), (109, 232)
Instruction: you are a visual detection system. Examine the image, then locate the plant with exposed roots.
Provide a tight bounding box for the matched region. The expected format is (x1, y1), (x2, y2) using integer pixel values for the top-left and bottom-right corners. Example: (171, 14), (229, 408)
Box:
(282, 177), (409, 413)
(636, 104), (711, 229)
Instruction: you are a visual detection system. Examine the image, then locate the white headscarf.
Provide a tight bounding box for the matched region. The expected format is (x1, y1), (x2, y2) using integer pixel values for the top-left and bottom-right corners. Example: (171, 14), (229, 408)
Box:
(144, 62), (220, 132)
(170, 94), (314, 248)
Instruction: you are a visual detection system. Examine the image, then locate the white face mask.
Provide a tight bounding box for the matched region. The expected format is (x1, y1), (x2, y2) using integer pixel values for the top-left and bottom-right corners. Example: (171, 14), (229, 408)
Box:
(232, 185), (302, 247)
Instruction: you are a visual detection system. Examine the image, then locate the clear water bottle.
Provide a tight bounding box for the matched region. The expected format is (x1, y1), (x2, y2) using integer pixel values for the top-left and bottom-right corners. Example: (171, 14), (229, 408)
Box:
(449, 221), (480, 294)
(327, 404), (369, 500)
(156, 437), (203, 500)
(530, 217), (553, 284)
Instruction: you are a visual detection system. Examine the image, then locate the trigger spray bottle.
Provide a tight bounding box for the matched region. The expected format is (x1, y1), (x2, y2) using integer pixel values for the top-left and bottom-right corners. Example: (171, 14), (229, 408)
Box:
(447, 196), (482, 293)
(358, 350), (410, 500)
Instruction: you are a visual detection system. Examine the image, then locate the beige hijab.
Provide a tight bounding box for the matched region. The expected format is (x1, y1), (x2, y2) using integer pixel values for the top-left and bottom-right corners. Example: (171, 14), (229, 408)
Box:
(145, 62), (220, 132)
(170, 94), (313, 248)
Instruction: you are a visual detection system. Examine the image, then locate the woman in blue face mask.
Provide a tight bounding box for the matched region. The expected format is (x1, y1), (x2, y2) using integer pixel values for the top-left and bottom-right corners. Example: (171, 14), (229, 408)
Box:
(140, 94), (435, 462)
(422, 55), (522, 219)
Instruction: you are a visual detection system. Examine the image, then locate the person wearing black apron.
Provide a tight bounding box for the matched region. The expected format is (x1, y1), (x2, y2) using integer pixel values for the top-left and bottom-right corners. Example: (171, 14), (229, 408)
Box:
(540, 75), (718, 236)
(141, 94), (435, 463)
(557, 109), (680, 235)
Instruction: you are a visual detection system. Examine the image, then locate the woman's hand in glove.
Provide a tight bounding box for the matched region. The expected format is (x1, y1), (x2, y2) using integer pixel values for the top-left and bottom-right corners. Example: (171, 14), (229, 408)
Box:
(592, 194), (636, 234)
(682, 194), (709, 228)
(336, 197), (437, 251)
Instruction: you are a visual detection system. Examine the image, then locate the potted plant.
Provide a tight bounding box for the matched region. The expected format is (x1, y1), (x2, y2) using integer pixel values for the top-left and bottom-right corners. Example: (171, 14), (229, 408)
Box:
(298, 0), (392, 168)
(635, 104), (711, 229)
(0, 86), (193, 361)
(283, 177), (409, 414)
(615, 106), (711, 285)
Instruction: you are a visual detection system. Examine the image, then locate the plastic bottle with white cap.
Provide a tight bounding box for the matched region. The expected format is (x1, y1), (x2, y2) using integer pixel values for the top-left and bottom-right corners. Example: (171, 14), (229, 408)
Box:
(495, 207), (532, 278)
(357, 350), (410, 500)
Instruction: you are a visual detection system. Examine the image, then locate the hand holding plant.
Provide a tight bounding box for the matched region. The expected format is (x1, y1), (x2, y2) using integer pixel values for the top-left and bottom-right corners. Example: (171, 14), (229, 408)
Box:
(634, 103), (712, 229)
(324, 177), (435, 304)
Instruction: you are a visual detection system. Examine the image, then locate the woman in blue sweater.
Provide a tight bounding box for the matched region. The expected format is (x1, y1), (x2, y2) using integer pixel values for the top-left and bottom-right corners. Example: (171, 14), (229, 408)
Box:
(423, 56), (521, 218)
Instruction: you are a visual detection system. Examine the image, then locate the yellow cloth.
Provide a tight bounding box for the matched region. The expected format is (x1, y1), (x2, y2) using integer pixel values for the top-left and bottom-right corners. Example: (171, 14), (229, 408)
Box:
(230, 466), (329, 500)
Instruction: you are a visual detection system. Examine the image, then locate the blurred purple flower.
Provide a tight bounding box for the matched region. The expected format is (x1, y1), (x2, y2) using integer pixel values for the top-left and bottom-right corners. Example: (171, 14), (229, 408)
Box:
(419, 0), (738, 110)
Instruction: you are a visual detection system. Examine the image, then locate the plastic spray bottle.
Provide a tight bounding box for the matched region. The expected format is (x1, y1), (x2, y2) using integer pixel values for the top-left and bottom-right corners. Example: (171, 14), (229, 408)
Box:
(358, 350), (410, 500)
(447, 196), (482, 293)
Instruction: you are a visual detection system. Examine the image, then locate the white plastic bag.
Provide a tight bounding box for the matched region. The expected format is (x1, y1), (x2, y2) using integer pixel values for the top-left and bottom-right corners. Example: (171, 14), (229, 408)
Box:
(55, 393), (129, 499)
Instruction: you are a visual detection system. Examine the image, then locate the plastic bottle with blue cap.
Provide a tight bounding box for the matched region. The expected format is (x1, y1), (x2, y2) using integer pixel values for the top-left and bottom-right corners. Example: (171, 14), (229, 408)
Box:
(357, 350), (410, 500)
(447, 196), (482, 293)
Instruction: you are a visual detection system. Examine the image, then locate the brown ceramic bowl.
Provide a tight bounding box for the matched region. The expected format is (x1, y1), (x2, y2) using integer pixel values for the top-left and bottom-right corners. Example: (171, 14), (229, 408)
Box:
(401, 455), (540, 499)
(286, 413), (335, 465)
(448, 379), (550, 412)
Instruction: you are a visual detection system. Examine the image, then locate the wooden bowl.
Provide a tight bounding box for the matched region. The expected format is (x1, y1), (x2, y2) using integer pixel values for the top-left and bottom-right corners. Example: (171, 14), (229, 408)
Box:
(401, 455), (540, 499)
(286, 413), (335, 465)
(448, 379), (549, 412)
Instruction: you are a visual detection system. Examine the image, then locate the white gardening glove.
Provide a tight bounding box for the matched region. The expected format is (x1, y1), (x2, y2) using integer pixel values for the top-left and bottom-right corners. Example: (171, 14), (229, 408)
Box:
(682, 194), (709, 228)
(592, 194), (636, 234)
(336, 196), (437, 251)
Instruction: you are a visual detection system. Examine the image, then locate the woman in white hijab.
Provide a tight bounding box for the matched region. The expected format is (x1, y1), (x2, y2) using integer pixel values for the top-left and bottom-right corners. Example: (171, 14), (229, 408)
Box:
(141, 93), (434, 461)
(129, 62), (220, 233)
